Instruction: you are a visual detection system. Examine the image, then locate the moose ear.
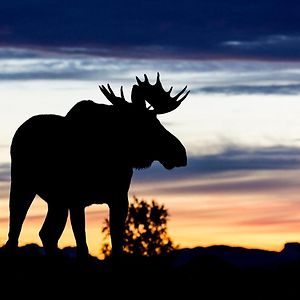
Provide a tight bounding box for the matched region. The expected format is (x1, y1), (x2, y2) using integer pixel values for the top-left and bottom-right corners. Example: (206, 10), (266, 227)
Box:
(131, 84), (146, 110)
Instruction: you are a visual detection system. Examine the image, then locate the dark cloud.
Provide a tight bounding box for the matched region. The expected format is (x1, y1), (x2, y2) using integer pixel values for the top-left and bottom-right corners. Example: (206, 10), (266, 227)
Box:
(1, 0), (300, 60)
(0, 47), (46, 59)
(132, 146), (300, 183)
(188, 146), (300, 173)
(0, 52), (137, 80)
(2, 146), (300, 197)
(136, 176), (297, 196)
(2, 50), (300, 97)
(221, 35), (300, 60)
(2, 146), (300, 185)
(131, 146), (300, 196)
(195, 84), (300, 95)
(0, 163), (10, 182)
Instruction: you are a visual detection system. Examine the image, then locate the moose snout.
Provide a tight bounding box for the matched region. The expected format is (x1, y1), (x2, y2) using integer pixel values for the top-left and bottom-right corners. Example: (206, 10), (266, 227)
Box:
(160, 145), (187, 170)
(177, 154), (187, 167)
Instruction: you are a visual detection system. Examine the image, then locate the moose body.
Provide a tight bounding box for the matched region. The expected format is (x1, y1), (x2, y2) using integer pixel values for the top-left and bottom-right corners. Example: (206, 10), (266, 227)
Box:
(5, 74), (189, 259)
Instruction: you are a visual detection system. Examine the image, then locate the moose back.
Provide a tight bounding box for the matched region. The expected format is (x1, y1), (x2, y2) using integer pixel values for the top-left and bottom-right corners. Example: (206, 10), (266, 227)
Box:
(5, 73), (189, 258)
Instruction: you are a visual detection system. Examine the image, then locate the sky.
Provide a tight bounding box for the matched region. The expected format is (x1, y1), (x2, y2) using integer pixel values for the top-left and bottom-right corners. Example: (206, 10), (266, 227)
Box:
(1, 0), (300, 258)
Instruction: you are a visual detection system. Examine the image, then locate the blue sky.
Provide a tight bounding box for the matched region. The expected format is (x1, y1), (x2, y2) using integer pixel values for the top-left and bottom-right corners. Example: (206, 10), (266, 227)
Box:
(1, 0), (300, 256)
(1, 0), (300, 60)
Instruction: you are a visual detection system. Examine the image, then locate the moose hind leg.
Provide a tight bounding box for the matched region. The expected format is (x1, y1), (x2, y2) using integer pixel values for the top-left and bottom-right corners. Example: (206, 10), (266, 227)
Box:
(6, 181), (36, 251)
(109, 196), (129, 259)
(70, 206), (89, 259)
(39, 204), (68, 256)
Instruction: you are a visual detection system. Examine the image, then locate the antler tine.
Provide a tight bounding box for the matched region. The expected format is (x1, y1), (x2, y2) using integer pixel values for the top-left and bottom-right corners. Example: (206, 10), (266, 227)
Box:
(99, 84), (110, 98)
(136, 76), (143, 85)
(172, 85), (188, 101)
(134, 73), (189, 114)
(120, 86), (125, 100)
(155, 72), (163, 88)
(99, 84), (111, 98)
(167, 86), (173, 94)
(107, 84), (115, 96)
(99, 83), (128, 106)
(177, 89), (190, 103)
(144, 74), (150, 83)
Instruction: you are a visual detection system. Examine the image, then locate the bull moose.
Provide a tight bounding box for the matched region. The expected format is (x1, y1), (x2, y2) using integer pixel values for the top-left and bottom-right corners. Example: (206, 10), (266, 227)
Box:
(5, 73), (189, 259)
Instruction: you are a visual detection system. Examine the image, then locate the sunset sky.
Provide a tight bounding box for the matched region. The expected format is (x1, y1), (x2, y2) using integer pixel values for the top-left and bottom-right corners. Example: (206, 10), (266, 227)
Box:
(1, 0), (300, 258)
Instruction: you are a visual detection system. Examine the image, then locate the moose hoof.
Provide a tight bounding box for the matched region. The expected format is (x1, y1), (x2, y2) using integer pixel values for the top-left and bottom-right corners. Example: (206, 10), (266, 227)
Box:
(2, 240), (18, 256)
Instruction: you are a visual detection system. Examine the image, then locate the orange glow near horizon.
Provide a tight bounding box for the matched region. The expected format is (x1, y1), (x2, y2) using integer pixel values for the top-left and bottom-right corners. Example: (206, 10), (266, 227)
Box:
(2, 169), (300, 259)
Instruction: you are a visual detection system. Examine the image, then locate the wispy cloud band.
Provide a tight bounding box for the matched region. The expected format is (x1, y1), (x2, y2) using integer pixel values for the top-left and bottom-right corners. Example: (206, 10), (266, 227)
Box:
(1, 48), (300, 96)
(2, 146), (300, 198)
(0, 163), (10, 182)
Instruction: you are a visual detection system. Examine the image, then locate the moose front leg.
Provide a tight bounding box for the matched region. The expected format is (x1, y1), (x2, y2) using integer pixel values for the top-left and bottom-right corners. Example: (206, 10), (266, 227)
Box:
(109, 195), (129, 260)
(39, 204), (68, 257)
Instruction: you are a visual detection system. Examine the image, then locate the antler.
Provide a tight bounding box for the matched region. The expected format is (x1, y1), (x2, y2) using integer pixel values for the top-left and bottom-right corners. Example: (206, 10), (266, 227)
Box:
(99, 84), (128, 106)
(99, 73), (189, 113)
(134, 72), (189, 114)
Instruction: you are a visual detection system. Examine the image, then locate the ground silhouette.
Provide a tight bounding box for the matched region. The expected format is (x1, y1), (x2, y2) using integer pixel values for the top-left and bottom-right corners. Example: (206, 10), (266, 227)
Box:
(1, 243), (300, 298)
(4, 73), (189, 260)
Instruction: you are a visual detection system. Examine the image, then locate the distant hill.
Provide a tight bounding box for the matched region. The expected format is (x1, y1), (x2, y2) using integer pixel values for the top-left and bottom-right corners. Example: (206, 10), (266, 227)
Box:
(1, 243), (300, 298)
(173, 242), (300, 269)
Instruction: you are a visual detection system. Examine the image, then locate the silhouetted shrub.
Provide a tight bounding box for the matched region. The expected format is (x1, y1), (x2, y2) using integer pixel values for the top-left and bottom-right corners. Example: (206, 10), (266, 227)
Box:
(100, 196), (177, 258)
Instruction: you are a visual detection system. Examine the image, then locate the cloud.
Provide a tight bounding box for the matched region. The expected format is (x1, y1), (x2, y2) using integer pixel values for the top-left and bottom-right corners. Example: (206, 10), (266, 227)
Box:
(0, 47), (45, 59)
(222, 35), (300, 60)
(0, 54), (122, 80)
(131, 146), (300, 196)
(187, 59), (300, 95)
(2, 146), (300, 198)
(0, 183), (9, 200)
(195, 84), (300, 95)
(0, 163), (10, 182)
(133, 146), (300, 182)
(0, 48), (199, 81)
(1, 1), (300, 60)
(137, 175), (298, 196)
(2, 146), (300, 184)
(0, 164), (10, 200)
(2, 49), (300, 99)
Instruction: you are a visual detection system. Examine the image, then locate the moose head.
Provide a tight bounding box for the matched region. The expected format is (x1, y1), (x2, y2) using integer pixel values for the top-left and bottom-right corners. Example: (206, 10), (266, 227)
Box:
(99, 72), (189, 170)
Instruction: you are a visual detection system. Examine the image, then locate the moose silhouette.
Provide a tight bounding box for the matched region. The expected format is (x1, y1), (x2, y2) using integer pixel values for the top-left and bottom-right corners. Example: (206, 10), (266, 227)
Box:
(5, 73), (189, 259)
